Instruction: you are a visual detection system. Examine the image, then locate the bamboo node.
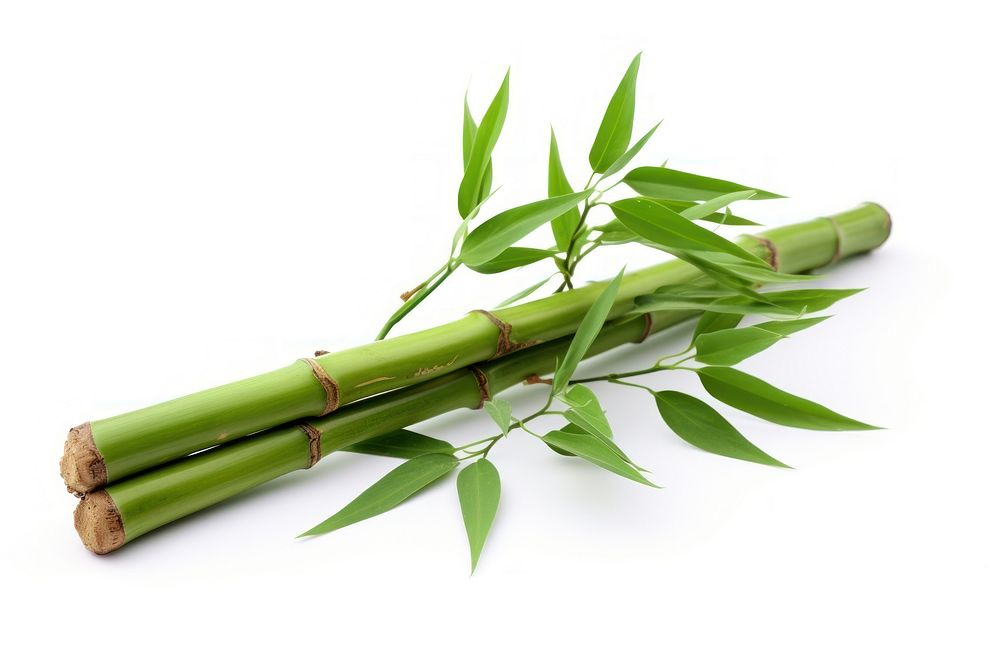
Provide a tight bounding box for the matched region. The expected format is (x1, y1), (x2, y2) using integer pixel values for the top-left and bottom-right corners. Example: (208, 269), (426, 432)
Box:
(750, 235), (780, 270)
(473, 309), (536, 357)
(297, 423), (324, 468)
(300, 357), (341, 415)
(469, 366), (491, 408)
(635, 313), (654, 343)
(824, 216), (844, 265)
(523, 373), (552, 386)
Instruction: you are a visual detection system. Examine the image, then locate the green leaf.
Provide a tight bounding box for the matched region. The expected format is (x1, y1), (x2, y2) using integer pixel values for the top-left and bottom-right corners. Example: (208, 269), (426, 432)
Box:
(299, 454), (459, 537)
(649, 199), (761, 226)
(633, 291), (801, 319)
(589, 53), (641, 173)
(458, 71), (510, 218)
(610, 198), (769, 266)
(342, 430), (455, 459)
(694, 316), (829, 366)
(692, 311), (744, 339)
(697, 366), (880, 431)
(755, 315), (830, 335)
(551, 269), (625, 394)
(483, 397), (513, 436)
(653, 390), (789, 467)
(598, 121), (661, 181)
(495, 274), (556, 307)
(764, 288), (863, 312)
(694, 327), (784, 366)
(682, 251), (817, 283)
(558, 385), (612, 438)
(679, 191), (758, 221)
(548, 128), (581, 252)
(623, 166), (784, 201)
(467, 246), (557, 274)
(541, 429), (657, 487)
(459, 190), (593, 266)
(463, 95), (494, 204)
(457, 459), (501, 573)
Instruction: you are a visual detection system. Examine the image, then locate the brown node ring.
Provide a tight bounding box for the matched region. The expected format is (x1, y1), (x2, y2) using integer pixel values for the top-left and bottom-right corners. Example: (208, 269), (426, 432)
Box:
(300, 357), (340, 415)
(635, 313), (654, 344)
(297, 423), (324, 468)
(824, 216), (844, 265)
(751, 235), (780, 271)
(60, 422), (108, 495)
(74, 490), (125, 555)
(472, 310), (534, 357)
(469, 366), (491, 408)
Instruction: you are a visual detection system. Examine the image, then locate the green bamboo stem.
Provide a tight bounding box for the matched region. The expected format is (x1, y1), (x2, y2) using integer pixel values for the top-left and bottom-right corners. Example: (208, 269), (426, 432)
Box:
(73, 204), (891, 554)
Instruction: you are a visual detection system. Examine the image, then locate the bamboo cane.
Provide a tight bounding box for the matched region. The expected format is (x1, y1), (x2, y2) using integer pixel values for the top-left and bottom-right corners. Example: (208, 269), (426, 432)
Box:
(73, 204), (890, 553)
(61, 204), (890, 494)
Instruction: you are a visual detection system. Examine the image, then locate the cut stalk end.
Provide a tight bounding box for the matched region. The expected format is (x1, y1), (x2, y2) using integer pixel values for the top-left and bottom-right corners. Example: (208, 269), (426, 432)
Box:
(60, 423), (107, 494)
(74, 490), (125, 555)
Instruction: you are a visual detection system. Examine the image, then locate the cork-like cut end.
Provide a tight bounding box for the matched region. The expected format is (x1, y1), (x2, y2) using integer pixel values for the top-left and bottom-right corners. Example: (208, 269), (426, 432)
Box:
(60, 423), (108, 494)
(74, 490), (126, 555)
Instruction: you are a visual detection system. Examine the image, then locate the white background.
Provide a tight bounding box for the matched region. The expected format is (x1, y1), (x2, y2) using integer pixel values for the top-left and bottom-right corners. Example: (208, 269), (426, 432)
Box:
(2, 1), (997, 664)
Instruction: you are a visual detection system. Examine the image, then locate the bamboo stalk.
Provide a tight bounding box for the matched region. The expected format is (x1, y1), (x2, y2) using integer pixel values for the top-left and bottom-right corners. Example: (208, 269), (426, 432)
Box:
(61, 204), (890, 494)
(73, 204), (891, 553)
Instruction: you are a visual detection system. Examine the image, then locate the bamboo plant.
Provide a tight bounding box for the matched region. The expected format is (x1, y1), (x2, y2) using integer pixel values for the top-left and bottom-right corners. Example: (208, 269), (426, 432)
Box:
(66, 54), (890, 569)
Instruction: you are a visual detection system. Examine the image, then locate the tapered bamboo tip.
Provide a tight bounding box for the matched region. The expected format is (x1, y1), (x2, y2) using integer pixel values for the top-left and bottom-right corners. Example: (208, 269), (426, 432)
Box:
(60, 422), (107, 494)
(74, 490), (126, 554)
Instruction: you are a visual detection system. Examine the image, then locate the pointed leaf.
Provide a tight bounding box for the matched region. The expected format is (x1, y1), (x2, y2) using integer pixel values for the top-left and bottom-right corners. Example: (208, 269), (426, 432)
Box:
(697, 366), (880, 431)
(623, 166), (784, 201)
(764, 288), (863, 312)
(462, 95), (476, 169)
(694, 327), (784, 366)
(457, 459), (501, 573)
(495, 274), (557, 307)
(589, 53), (641, 173)
(458, 71), (509, 218)
(467, 247), (557, 274)
(546, 422), (587, 457)
(649, 199), (761, 226)
(755, 315), (830, 335)
(610, 198), (769, 266)
(559, 385), (612, 438)
(299, 454), (458, 536)
(693, 311), (744, 339)
(541, 430), (656, 487)
(460, 190), (593, 266)
(653, 390), (789, 467)
(551, 269), (625, 394)
(633, 292), (801, 319)
(342, 430), (455, 459)
(548, 128), (581, 251)
(680, 190), (758, 221)
(483, 397), (513, 436)
(599, 121), (661, 181)
(683, 251), (818, 283)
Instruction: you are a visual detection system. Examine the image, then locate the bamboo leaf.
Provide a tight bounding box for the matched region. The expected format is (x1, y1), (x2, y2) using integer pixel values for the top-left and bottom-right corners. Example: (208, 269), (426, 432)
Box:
(342, 430), (455, 459)
(633, 292), (801, 319)
(693, 311), (744, 339)
(495, 274), (557, 307)
(551, 268), (625, 394)
(589, 53), (641, 173)
(457, 459), (501, 573)
(548, 128), (581, 252)
(463, 95), (494, 204)
(598, 121), (661, 181)
(649, 199), (761, 226)
(682, 251), (818, 283)
(694, 316), (829, 366)
(458, 71), (510, 218)
(623, 165), (784, 201)
(680, 191), (758, 221)
(299, 454), (458, 537)
(764, 288), (864, 312)
(541, 430), (657, 487)
(546, 422), (587, 457)
(558, 385), (612, 438)
(610, 198), (769, 266)
(459, 190), (593, 266)
(697, 366), (880, 431)
(483, 397), (513, 436)
(694, 327), (784, 366)
(653, 390), (789, 467)
(467, 247), (557, 274)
